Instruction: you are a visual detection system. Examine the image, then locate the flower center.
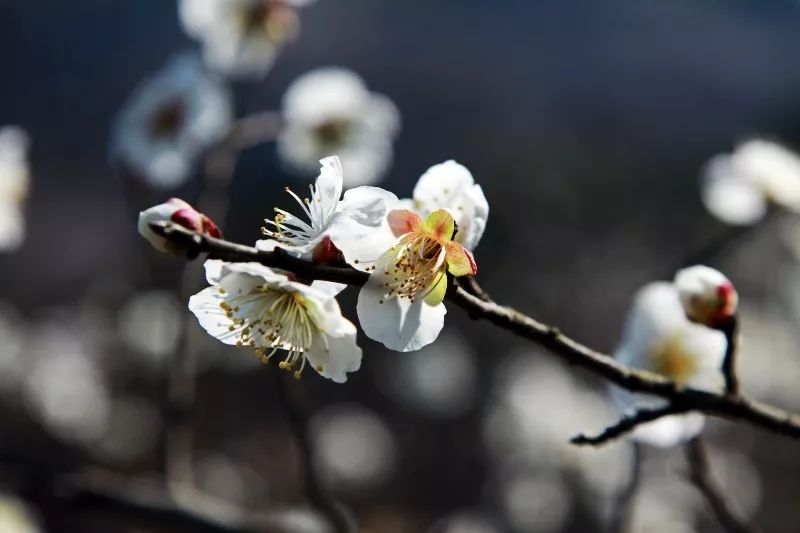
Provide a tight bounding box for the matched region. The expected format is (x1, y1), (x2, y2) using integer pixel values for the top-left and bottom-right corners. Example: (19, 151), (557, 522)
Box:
(240, 0), (297, 43)
(219, 285), (320, 378)
(313, 118), (353, 149)
(377, 232), (445, 303)
(649, 337), (698, 385)
(148, 99), (185, 139)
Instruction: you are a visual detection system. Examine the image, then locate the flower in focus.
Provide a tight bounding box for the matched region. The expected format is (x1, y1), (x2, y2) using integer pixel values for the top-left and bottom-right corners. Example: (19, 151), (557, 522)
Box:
(402, 160), (489, 251)
(0, 127), (30, 252)
(189, 260), (361, 382)
(674, 265), (737, 329)
(110, 53), (232, 188)
(179, 0), (313, 79)
(138, 198), (221, 254)
(0, 493), (41, 533)
(701, 139), (800, 225)
(356, 209), (477, 351)
(259, 156), (399, 266)
(278, 67), (400, 187)
(613, 282), (726, 447)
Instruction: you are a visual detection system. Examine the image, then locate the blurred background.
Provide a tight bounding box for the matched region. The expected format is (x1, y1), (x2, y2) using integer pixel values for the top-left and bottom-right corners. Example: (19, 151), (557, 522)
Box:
(1, 0), (800, 531)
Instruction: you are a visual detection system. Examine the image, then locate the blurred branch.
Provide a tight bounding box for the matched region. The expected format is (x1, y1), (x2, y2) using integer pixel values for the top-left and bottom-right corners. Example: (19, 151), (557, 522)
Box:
(571, 405), (688, 446)
(150, 222), (800, 444)
(205, 111), (283, 184)
(720, 315), (740, 395)
(684, 438), (762, 533)
(272, 371), (357, 533)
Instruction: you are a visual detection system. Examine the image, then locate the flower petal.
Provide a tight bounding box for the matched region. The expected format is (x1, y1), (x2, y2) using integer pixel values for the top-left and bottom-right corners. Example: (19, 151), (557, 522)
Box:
(188, 286), (240, 345)
(305, 326), (362, 383)
(357, 273), (446, 352)
(387, 209), (423, 237)
(445, 242), (477, 277)
(337, 186), (399, 226)
(424, 209), (455, 242)
(701, 154), (766, 226)
(316, 156), (344, 222)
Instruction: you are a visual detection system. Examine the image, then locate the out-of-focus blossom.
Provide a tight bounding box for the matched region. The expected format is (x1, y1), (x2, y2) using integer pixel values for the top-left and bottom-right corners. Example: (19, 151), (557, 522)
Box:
(625, 476), (701, 533)
(0, 494), (41, 533)
(96, 396), (159, 461)
(23, 343), (110, 445)
(382, 332), (478, 418)
(0, 127), (30, 252)
(278, 67), (400, 187)
(674, 265), (737, 328)
(701, 139), (800, 225)
(118, 290), (182, 365)
(499, 470), (571, 533)
(401, 161), (489, 251)
(310, 404), (396, 492)
(614, 282), (725, 447)
(259, 155), (398, 286)
(356, 209), (475, 351)
(138, 198), (222, 254)
(111, 53), (232, 188)
(189, 260), (361, 382)
(196, 452), (267, 505)
(179, 0), (314, 79)
(429, 511), (500, 533)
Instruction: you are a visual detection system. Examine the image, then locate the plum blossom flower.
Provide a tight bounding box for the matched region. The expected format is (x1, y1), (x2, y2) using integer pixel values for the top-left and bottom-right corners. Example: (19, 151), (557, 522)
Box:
(278, 67), (400, 187)
(138, 198), (221, 254)
(356, 209), (477, 352)
(701, 139), (800, 225)
(613, 282), (726, 447)
(259, 156), (399, 265)
(189, 260), (361, 382)
(401, 161), (489, 251)
(0, 127), (30, 252)
(179, 0), (314, 79)
(674, 265), (737, 328)
(110, 53), (233, 188)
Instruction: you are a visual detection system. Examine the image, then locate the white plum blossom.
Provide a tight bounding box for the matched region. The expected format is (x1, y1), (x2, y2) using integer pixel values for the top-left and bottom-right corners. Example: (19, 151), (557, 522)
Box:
(278, 67), (400, 187)
(189, 260), (361, 382)
(110, 53), (233, 188)
(701, 139), (800, 225)
(674, 265), (738, 328)
(613, 282), (726, 447)
(138, 198), (221, 254)
(179, 0), (314, 79)
(259, 156), (399, 264)
(0, 127), (30, 252)
(355, 209), (477, 352)
(402, 160), (489, 251)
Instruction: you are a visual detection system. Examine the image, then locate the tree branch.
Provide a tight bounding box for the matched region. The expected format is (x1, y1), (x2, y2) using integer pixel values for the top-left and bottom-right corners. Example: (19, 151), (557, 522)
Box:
(150, 222), (800, 443)
(685, 438), (762, 533)
(571, 405), (688, 446)
(720, 315), (740, 396)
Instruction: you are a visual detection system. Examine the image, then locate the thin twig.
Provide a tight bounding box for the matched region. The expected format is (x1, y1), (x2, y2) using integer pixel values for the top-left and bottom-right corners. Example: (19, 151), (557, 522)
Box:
(571, 405), (688, 446)
(719, 315), (740, 396)
(685, 438), (762, 533)
(150, 222), (800, 443)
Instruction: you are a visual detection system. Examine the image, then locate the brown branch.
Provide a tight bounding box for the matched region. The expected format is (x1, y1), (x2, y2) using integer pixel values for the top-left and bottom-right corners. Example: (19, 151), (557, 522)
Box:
(685, 438), (762, 533)
(150, 222), (800, 443)
(571, 405), (688, 446)
(719, 315), (740, 396)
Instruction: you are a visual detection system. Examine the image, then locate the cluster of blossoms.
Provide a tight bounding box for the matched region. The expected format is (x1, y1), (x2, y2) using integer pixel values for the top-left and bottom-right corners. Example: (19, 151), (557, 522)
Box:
(613, 265), (738, 447)
(0, 127), (30, 252)
(140, 156), (488, 382)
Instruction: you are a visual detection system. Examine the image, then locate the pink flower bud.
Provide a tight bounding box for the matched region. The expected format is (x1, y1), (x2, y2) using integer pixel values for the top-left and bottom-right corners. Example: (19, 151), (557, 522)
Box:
(311, 235), (343, 264)
(674, 265), (738, 328)
(138, 198), (221, 254)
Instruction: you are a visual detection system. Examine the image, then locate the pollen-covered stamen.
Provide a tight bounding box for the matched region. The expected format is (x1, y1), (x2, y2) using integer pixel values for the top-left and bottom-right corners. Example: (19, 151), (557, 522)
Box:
(379, 232), (446, 303)
(219, 285), (320, 378)
(261, 182), (333, 248)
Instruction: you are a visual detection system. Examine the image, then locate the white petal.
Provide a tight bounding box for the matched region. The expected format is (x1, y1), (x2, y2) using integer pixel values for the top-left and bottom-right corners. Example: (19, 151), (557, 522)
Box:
(356, 274), (446, 351)
(329, 187), (399, 271)
(311, 280), (347, 297)
(203, 259), (226, 284)
(631, 413), (705, 447)
(188, 286), (238, 345)
(414, 160), (476, 208)
(337, 186), (399, 225)
(734, 139), (800, 212)
(306, 325), (362, 383)
(701, 154), (767, 225)
(316, 156), (344, 223)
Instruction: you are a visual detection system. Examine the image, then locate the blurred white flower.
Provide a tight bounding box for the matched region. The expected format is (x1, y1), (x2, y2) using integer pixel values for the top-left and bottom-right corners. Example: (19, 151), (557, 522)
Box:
(279, 67), (400, 187)
(674, 265), (737, 328)
(0, 127), (30, 252)
(613, 282), (725, 447)
(310, 404), (396, 491)
(0, 493), (41, 533)
(23, 344), (110, 445)
(111, 53), (232, 188)
(138, 198), (222, 254)
(701, 139), (800, 225)
(382, 332), (478, 418)
(500, 471), (571, 533)
(429, 510), (500, 533)
(189, 260), (361, 382)
(402, 161), (489, 251)
(180, 0), (314, 79)
(118, 290), (182, 366)
(196, 452), (267, 505)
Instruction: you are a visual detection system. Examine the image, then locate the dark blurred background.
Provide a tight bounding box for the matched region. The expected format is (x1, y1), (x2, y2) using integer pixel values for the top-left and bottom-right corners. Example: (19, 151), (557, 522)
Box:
(1, 1), (800, 532)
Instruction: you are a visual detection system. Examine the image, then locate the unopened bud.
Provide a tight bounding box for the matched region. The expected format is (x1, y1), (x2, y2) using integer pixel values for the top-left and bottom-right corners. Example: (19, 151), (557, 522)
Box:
(138, 198), (221, 254)
(674, 265), (738, 328)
